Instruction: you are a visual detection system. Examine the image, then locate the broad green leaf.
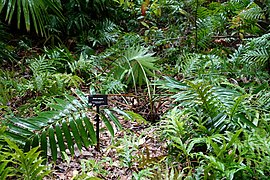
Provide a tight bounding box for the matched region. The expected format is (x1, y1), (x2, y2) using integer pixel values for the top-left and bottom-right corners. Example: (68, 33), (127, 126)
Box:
(62, 121), (75, 155)
(32, 135), (39, 148)
(83, 117), (97, 144)
(101, 113), (114, 137)
(55, 124), (66, 154)
(48, 127), (57, 161)
(69, 120), (83, 151)
(76, 118), (91, 147)
(40, 130), (47, 159)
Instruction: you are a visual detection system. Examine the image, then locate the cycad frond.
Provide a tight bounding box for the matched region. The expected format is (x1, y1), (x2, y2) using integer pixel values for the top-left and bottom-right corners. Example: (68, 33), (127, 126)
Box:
(3, 89), (123, 161)
(172, 80), (226, 118)
(176, 53), (225, 82)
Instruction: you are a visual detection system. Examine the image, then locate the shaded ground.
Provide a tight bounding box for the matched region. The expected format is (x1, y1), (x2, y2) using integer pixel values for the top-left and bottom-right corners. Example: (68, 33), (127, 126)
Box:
(48, 112), (167, 179)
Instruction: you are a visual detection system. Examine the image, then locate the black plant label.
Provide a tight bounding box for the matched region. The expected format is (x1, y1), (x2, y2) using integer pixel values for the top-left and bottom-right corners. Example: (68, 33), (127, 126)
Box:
(89, 95), (108, 106)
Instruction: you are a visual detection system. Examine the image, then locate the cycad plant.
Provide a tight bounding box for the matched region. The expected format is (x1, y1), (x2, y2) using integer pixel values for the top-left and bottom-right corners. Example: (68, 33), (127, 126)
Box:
(3, 89), (126, 161)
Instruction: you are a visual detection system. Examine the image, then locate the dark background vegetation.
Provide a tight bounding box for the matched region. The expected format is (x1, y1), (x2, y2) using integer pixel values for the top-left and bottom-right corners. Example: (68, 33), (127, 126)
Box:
(0, 0), (270, 179)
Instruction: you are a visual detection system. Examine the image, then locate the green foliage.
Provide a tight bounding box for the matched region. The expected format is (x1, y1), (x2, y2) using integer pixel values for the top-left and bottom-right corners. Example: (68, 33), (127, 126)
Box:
(0, 0), (62, 36)
(0, 126), (50, 179)
(2, 0), (270, 178)
(118, 134), (139, 168)
(27, 47), (87, 94)
(3, 138), (50, 180)
(0, 127), (13, 179)
(242, 33), (270, 70)
(175, 53), (228, 83)
(228, 33), (270, 79)
(73, 158), (109, 179)
(158, 77), (258, 133)
(112, 45), (158, 88)
(161, 107), (270, 179)
(83, 19), (121, 47)
(3, 89), (124, 161)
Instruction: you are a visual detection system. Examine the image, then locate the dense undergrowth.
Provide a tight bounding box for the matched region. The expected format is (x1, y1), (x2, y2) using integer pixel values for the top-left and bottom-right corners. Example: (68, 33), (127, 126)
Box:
(0, 0), (270, 179)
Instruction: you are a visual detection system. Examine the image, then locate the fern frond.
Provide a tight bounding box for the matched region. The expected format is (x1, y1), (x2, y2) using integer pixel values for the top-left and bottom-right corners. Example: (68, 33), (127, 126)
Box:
(159, 77), (256, 131)
(243, 48), (269, 65)
(88, 19), (120, 47)
(230, 33), (270, 73)
(29, 55), (56, 75)
(240, 6), (264, 21)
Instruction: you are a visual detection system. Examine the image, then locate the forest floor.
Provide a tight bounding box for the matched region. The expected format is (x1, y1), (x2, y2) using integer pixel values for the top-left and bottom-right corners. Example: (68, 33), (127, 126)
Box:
(48, 96), (168, 180)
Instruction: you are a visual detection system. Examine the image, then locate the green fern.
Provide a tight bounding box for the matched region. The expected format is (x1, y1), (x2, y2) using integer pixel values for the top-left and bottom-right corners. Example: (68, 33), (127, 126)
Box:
(4, 138), (50, 180)
(243, 48), (269, 66)
(158, 77), (256, 132)
(29, 55), (56, 74)
(3, 89), (124, 161)
(229, 33), (270, 74)
(240, 4), (264, 21)
(86, 19), (120, 47)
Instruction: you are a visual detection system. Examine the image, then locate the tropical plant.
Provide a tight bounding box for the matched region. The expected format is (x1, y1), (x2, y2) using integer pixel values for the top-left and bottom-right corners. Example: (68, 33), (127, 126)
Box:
(0, 126), (50, 179)
(0, 0), (63, 36)
(3, 89), (126, 161)
(161, 105), (270, 179)
(73, 158), (108, 179)
(112, 45), (158, 88)
(3, 138), (50, 180)
(157, 76), (258, 133)
(111, 45), (160, 120)
(83, 19), (121, 47)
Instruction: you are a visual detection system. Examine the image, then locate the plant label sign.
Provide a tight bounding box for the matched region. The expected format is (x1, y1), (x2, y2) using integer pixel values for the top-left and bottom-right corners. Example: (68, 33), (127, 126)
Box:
(89, 95), (108, 106)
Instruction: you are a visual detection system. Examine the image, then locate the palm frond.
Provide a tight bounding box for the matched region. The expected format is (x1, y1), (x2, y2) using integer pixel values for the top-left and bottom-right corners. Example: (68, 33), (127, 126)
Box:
(0, 0), (63, 36)
(113, 45), (159, 87)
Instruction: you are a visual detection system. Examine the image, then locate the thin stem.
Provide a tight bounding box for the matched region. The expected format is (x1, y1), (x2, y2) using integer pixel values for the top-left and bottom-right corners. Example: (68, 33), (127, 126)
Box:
(195, 0), (199, 52)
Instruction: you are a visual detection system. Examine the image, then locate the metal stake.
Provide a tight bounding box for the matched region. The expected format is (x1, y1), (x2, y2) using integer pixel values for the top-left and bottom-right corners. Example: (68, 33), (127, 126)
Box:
(95, 105), (100, 151)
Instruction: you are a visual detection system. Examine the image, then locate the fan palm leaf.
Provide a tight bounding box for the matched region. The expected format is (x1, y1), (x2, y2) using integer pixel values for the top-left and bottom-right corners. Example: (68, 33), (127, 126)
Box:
(113, 45), (158, 88)
(0, 0), (63, 36)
